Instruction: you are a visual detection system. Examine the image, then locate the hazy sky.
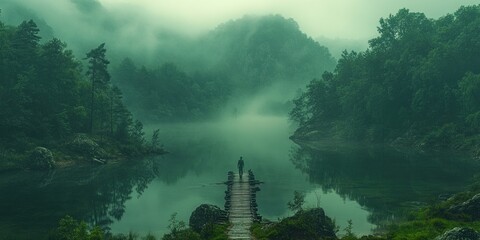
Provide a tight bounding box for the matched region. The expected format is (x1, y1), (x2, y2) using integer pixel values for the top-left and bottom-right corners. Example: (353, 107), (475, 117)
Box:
(2, 0), (478, 60)
(97, 0), (479, 40)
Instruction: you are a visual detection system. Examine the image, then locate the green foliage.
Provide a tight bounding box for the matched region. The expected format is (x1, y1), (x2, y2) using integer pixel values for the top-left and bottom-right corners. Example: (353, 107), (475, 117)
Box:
(142, 233), (157, 240)
(112, 60), (231, 122)
(466, 111), (480, 133)
(459, 73), (480, 114)
(252, 208), (337, 240)
(108, 232), (139, 240)
(161, 212), (199, 240)
(343, 219), (355, 239)
(0, 18), (151, 167)
(160, 213), (228, 240)
(162, 228), (201, 240)
(387, 218), (480, 240)
(422, 123), (459, 147)
(167, 213), (186, 234)
(49, 215), (104, 240)
(287, 190), (306, 213)
(290, 5), (480, 148)
(85, 43), (110, 133)
(131, 120), (145, 145)
(199, 223), (229, 240)
(384, 184), (480, 240)
(149, 129), (162, 153)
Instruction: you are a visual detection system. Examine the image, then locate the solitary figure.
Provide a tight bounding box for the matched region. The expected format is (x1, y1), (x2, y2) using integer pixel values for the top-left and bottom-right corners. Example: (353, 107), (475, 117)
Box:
(238, 156), (245, 179)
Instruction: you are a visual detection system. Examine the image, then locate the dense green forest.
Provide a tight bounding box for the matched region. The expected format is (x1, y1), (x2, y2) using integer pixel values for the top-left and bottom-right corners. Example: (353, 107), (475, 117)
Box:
(112, 60), (231, 122)
(0, 12), (337, 166)
(0, 17), (149, 169)
(112, 15), (336, 122)
(2, 2), (480, 239)
(290, 5), (480, 154)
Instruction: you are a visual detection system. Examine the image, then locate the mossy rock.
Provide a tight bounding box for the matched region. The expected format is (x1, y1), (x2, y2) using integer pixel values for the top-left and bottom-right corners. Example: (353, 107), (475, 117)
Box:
(29, 147), (55, 170)
(434, 227), (480, 240)
(189, 204), (227, 232)
(69, 134), (107, 158)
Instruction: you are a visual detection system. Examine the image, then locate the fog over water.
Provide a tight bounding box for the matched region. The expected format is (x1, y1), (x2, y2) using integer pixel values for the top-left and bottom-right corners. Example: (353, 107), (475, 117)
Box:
(119, 112), (477, 236)
(118, 113), (376, 236)
(1, 0), (480, 239)
(0, 111), (477, 237)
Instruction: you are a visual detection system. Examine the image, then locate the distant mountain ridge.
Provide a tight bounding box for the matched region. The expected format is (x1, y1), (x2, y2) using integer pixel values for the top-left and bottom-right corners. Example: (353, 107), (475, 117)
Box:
(113, 15), (337, 121)
(195, 15), (336, 90)
(1, 2), (338, 120)
(0, 1), (336, 87)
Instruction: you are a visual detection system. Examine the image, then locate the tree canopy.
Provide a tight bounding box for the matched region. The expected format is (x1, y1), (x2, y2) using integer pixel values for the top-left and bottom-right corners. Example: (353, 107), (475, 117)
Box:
(290, 6), (480, 148)
(0, 18), (144, 156)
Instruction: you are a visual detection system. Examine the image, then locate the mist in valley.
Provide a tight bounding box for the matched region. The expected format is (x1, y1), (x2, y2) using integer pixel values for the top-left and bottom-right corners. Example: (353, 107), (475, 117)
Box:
(1, 0), (480, 239)
(3, 0), (478, 123)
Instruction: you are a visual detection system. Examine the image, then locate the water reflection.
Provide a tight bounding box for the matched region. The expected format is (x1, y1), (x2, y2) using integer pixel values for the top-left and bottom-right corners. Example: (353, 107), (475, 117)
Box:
(1, 116), (479, 238)
(112, 117), (377, 236)
(0, 158), (163, 239)
(290, 142), (480, 228)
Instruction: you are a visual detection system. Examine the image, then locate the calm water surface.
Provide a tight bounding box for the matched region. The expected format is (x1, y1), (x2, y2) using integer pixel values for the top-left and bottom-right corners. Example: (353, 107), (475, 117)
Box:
(0, 114), (478, 239)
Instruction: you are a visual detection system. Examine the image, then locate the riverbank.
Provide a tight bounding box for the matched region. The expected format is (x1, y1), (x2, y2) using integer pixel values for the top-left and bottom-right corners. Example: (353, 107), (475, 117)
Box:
(250, 183), (480, 239)
(291, 123), (480, 160)
(43, 180), (480, 240)
(0, 133), (166, 173)
(284, 135), (480, 239)
(378, 179), (480, 240)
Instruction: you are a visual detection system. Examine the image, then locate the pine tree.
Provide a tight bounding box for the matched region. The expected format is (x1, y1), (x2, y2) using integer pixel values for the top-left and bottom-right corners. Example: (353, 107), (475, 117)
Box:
(85, 43), (110, 133)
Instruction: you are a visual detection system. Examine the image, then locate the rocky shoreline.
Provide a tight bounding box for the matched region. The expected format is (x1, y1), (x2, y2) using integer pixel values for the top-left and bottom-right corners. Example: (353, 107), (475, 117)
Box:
(290, 125), (480, 160)
(0, 133), (166, 172)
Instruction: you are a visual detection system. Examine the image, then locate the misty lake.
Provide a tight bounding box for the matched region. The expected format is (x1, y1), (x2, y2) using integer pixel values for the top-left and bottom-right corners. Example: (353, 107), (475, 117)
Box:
(0, 114), (479, 239)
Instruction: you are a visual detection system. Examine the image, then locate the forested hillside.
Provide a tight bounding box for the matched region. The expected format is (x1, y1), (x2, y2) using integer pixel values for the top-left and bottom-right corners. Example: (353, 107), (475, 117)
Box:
(0, 18), (147, 169)
(112, 15), (336, 121)
(200, 15), (336, 89)
(112, 60), (231, 121)
(290, 6), (480, 153)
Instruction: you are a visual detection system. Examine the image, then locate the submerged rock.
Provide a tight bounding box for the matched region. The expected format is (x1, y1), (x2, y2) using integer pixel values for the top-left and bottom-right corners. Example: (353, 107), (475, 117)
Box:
(435, 227), (480, 240)
(448, 193), (480, 220)
(189, 204), (227, 232)
(29, 147), (55, 170)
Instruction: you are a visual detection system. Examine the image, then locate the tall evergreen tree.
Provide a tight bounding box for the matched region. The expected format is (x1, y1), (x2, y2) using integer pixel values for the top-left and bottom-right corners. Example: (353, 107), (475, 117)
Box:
(85, 43), (110, 133)
(11, 20), (40, 73)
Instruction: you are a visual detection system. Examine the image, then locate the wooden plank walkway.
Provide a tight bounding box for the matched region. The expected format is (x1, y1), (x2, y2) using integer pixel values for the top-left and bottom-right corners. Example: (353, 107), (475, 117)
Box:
(224, 171), (261, 240)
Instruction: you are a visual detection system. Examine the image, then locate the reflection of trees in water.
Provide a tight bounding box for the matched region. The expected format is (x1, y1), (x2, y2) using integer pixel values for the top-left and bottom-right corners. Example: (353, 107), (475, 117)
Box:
(2, 139), (222, 238)
(289, 144), (479, 226)
(70, 159), (160, 231)
(86, 143), (218, 229)
(84, 154), (203, 231)
(70, 152), (207, 228)
(152, 138), (226, 184)
(0, 158), (164, 238)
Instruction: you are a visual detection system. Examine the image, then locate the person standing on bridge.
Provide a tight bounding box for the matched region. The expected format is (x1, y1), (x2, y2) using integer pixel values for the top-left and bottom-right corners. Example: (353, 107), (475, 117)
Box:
(238, 156), (245, 179)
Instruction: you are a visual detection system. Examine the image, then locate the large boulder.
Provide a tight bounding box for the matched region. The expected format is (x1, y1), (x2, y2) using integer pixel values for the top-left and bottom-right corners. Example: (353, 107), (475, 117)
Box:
(29, 147), (55, 170)
(263, 208), (337, 240)
(435, 227), (480, 240)
(69, 134), (105, 158)
(448, 193), (480, 220)
(189, 204), (227, 232)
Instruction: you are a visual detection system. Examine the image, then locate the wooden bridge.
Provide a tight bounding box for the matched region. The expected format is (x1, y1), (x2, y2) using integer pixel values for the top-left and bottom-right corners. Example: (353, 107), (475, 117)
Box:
(224, 170), (262, 240)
